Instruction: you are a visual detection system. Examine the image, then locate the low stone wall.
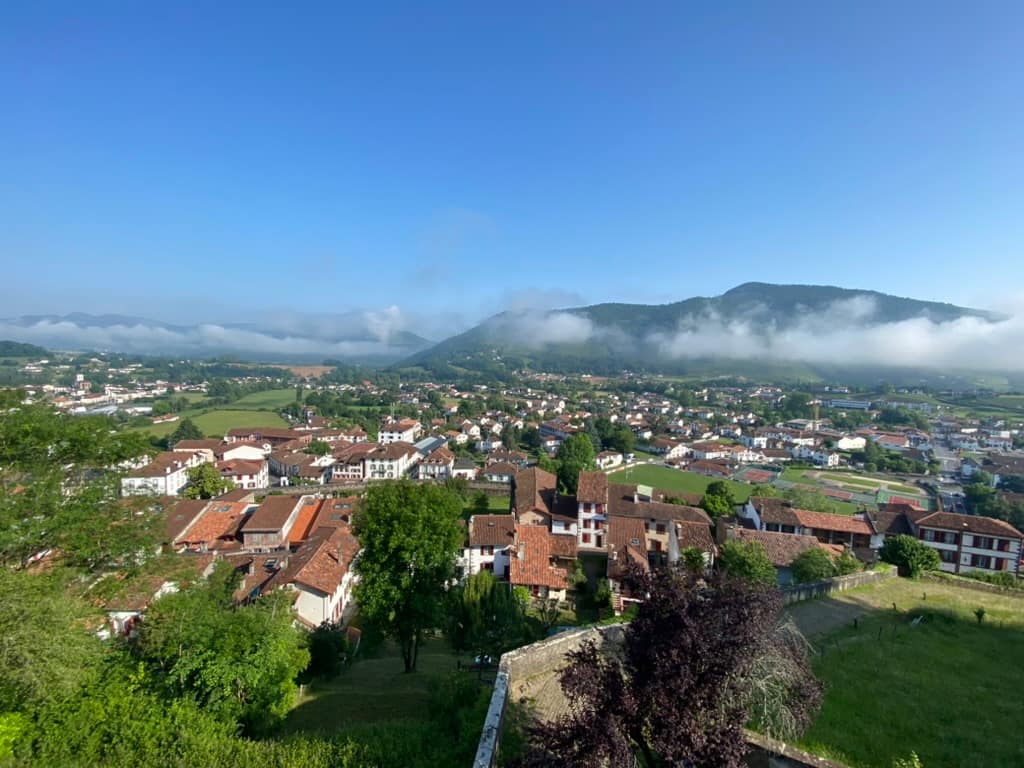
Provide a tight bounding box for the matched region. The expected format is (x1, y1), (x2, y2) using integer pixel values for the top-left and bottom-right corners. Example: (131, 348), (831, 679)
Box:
(473, 624), (849, 768)
(923, 572), (1024, 598)
(780, 567), (896, 606)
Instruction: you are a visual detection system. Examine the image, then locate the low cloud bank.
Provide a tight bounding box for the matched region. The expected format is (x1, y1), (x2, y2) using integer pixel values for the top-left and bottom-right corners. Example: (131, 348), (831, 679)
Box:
(499, 297), (1024, 371)
(0, 309), (424, 359)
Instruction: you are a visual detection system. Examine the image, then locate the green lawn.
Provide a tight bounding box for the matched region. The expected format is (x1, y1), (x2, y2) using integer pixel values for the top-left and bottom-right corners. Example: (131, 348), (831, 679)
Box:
(134, 408), (289, 438)
(283, 637), (465, 733)
(223, 388), (298, 409)
(791, 579), (1024, 768)
(608, 465), (752, 502)
(463, 492), (512, 518)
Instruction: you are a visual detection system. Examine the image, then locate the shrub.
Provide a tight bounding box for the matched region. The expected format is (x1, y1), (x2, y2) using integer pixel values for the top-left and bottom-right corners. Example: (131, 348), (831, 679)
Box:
(879, 535), (941, 577)
(791, 548), (836, 584)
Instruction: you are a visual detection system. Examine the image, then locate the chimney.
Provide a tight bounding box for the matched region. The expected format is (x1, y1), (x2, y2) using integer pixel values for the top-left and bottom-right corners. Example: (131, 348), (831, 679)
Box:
(517, 542), (525, 560)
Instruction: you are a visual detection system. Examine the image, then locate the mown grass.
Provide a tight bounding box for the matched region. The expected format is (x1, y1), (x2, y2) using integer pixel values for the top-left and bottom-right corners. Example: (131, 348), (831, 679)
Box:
(283, 637), (467, 733)
(223, 388), (299, 409)
(792, 579), (1024, 767)
(608, 465), (752, 502)
(463, 492), (512, 519)
(134, 408), (289, 437)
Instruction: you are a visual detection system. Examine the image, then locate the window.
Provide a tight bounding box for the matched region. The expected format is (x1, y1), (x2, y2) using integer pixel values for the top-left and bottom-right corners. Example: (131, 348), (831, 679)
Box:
(970, 554), (992, 569)
(939, 549), (956, 563)
(595, 520), (604, 531)
(582, 519), (592, 529)
(944, 532), (957, 545)
(482, 545), (494, 556)
(582, 533), (591, 544)
(596, 535), (603, 548)
(656, 523), (666, 535)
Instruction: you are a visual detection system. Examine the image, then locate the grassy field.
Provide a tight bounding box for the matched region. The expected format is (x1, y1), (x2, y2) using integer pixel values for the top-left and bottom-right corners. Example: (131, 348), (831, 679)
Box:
(790, 578), (1024, 767)
(463, 492), (512, 519)
(283, 637), (465, 733)
(785, 468), (924, 498)
(136, 408), (289, 438)
(223, 388), (298, 409)
(608, 464), (752, 502)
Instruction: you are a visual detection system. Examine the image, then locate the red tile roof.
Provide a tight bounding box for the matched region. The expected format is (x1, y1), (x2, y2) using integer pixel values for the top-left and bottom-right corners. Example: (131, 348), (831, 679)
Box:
(468, 514), (515, 548)
(274, 525), (360, 596)
(727, 528), (823, 567)
(176, 501), (249, 547)
(509, 524), (568, 589)
(577, 471), (608, 504)
(513, 467), (558, 517)
(791, 509), (873, 535)
(917, 512), (1022, 539)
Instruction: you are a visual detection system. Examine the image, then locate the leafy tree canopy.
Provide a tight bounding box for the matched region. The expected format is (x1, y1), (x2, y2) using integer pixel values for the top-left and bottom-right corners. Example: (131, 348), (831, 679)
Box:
(352, 481), (464, 672)
(717, 540), (777, 586)
(182, 463), (236, 500)
(555, 434), (596, 495)
(520, 567), (820, 767)
(879, 534), (941, 577)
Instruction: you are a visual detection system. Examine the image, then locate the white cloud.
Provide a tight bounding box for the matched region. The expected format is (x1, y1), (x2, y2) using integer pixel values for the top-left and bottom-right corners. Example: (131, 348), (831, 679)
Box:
(649, 299), (1024, 371)
(0, 318), (414, 359)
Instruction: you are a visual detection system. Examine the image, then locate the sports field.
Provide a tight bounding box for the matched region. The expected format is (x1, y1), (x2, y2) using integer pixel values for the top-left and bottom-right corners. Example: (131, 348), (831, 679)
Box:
(608, 465), (752, 502)
(135, 408), (289, 438)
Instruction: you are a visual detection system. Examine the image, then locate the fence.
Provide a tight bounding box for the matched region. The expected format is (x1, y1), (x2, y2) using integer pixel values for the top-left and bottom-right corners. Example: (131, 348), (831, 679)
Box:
(780, 567), (896, 606)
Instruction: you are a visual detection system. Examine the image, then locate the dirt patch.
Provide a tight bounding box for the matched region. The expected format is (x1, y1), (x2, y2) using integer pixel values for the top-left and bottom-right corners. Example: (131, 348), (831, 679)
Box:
(270, 365), (334, 378)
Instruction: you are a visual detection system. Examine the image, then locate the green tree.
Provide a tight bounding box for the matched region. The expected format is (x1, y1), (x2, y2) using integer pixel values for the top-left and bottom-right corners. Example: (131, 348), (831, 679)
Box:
(446, 570), (525, 660)
(879, 534), (941, 577)
(304, 439), (331, 457)
(135, 562), (309, 734)
(182, 463), (236, 500)
(791, 548), (837, 583)
(608, 426), (635, 455)
(0, 569), (104, 712)
(555, 434), (596, 495)
(169, 417), (204, 444)
(681, 546), (708, 575)
(718, 540), (777, 586)
(701, 480), (736, 520)
(353, 481), (464, 672)
(470, 491), (491, 516)
(304, 620), (350, 680)
(834, 549), (863, 576)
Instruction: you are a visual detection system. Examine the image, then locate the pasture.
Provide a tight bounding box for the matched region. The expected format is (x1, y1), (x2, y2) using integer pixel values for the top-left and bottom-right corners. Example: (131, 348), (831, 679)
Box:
(791, 578), (1024, 768)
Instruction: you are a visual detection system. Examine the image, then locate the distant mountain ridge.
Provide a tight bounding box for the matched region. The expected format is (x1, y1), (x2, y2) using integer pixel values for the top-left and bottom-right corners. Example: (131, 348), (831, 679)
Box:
(402, 282), (1002, 377)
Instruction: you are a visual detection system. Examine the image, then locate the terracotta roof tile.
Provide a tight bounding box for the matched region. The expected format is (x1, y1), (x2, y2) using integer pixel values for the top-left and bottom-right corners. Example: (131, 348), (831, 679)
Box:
(468, 514), (515, 548)
(577, 471), (608, 504)
(728, 528), (822, 567)
(917, 512), (1022, 539)
(509, 524), (568, 589)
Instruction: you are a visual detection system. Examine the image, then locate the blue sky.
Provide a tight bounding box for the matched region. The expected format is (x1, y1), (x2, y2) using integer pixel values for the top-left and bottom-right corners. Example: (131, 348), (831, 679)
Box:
(1, 2), (1022, 337)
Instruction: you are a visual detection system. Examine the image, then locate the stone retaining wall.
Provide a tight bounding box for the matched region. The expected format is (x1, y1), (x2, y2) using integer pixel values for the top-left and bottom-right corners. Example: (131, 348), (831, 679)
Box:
(923, 572), (1024, 598)
(780, 567), (895, 605)
(473, 624), (849, 768)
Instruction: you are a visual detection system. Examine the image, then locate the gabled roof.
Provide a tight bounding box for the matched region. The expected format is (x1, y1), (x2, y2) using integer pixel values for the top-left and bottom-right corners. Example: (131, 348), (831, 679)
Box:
(727, 528), (823, 567)
(513, 467), (558, 517)
(675, 520), (717, 552)
(484, 461), (517, 476)
(916, 512), (1022, 538)
(509, 524), (568, 590)
(164, 498), (210, 542)
(273, 525), (359, 596)
(176, 501), (250, 548)
(468, 514), (515, 548)
(748, 497), (801, 528)
(245, 495), (301, 533)
(791, 509), (874, 536)
(607, 515), (649, 579)
(577, 471), (608, 505)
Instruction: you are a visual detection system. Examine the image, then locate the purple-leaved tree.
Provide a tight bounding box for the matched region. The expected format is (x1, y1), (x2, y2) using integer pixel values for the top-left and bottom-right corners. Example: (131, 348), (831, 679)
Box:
(517, 566), (822, 767)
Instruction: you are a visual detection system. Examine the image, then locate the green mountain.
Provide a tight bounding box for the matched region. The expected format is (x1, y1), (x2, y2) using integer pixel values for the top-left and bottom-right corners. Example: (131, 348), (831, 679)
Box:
(0, 340), (50, 358)
(401, 282), (1001, 379)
